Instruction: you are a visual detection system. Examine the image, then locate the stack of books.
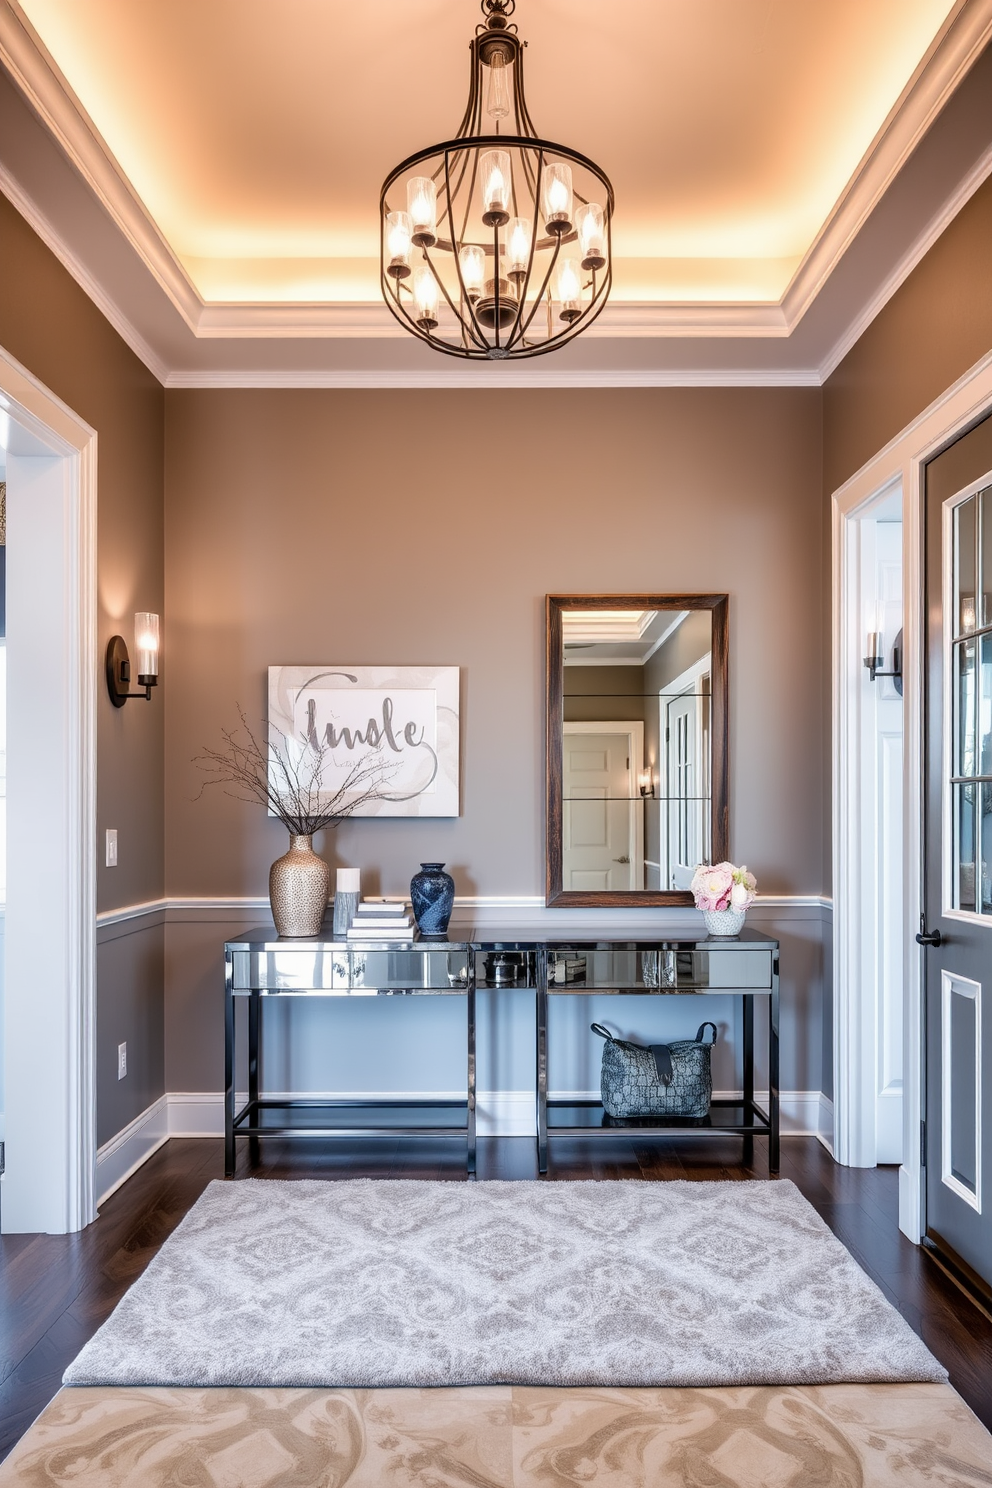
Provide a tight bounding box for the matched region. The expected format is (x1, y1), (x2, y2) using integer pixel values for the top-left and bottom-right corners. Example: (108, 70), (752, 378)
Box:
(345, 897), (416, 943)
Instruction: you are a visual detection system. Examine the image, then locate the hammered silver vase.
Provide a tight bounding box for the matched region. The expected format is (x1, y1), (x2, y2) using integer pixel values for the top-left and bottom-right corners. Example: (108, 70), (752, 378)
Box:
(269, 833), (330, 937)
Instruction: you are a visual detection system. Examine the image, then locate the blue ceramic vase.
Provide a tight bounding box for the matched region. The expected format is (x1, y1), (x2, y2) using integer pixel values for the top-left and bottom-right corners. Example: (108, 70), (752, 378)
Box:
(410, 862), (455, 939)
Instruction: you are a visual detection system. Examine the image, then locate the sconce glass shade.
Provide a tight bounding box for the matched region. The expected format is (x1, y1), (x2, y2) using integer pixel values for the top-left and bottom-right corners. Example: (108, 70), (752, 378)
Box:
(135, 612), (160, 681)
(542, 162), (573, 235)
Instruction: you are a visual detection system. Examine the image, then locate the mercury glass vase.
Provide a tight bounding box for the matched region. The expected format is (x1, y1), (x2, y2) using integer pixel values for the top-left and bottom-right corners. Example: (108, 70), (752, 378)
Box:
(269, 833), (330, 937)
(702, 907), (746, 937)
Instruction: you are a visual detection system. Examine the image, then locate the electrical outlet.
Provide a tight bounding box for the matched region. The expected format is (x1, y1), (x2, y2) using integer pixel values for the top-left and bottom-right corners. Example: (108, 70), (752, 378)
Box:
(117, 1041), (127, 1080)
(106, 829), (118, 867)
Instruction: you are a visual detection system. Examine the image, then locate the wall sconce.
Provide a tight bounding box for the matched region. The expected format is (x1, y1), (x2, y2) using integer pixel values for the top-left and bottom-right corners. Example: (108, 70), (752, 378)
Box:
(864, 626), (903, 696)
(106, 612), (160, 706)
(639, 768), (656, 798)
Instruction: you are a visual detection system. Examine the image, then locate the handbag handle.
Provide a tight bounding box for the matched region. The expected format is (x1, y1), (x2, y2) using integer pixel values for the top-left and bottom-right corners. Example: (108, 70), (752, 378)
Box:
(695, 1021), (718, 1045)
(590, 1022), (615, 1041)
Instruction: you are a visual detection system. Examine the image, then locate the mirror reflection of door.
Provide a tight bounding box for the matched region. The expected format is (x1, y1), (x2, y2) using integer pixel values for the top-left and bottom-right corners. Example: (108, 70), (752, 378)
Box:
(662, 658), (711, 889)
(562, 723), (643, 890)
(922, 413), (992, 1305)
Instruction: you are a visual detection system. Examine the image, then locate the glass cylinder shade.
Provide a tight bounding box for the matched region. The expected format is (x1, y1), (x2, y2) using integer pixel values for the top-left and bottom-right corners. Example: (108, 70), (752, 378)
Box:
(542, 162), (573, 235)
(459, 244), (486, 300)
(556, 257), (582, 322)
(413, 265), (440, 328)
(134, 612), (159, 681)
(480, 150), (511, 226)
(485, 47), (511, 120)
(575, 202), (606, 270)
(506, 217), (531, 279)
(406, 177), (437, 247)
(385, 211), (412, 278)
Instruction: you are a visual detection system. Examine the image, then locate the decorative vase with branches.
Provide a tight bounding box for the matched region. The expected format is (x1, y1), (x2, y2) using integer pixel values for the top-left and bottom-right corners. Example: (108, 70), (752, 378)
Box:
(195, 708), (393, 936)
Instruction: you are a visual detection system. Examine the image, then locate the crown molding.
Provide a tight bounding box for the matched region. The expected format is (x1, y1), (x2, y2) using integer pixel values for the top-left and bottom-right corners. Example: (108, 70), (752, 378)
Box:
(782, 0), (992, 331)
(0, 158), (169, 382)
(195, 299), (792, 341)
(162, 366), (822, 390)
(0, 0), (202, 330)
(817, 136), (992, 381)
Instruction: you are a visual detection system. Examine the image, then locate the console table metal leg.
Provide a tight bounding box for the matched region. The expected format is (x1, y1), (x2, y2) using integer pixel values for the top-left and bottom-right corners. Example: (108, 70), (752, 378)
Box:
(742, 994), (755, 1168)
(466, 978), (477, 1177)
(769, 961), (781, 1173)
(248, 990), (261, 1169)
(224, 955), (236, 1177)
(536, 980), (548, 1174)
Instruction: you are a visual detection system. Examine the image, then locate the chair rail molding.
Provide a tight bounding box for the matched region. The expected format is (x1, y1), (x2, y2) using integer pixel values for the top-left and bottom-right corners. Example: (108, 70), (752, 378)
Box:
(831, 339), (992, 1243)
(0, 340), (97, 1234)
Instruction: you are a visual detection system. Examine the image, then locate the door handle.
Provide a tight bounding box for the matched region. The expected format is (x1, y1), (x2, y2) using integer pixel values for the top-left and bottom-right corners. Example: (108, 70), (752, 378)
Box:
(613, 855), (631, 863)
(915, 926), (942, 947)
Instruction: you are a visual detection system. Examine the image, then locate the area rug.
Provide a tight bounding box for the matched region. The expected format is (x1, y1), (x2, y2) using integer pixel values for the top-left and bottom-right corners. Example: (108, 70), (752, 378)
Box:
(63, 1178), (945, 1389)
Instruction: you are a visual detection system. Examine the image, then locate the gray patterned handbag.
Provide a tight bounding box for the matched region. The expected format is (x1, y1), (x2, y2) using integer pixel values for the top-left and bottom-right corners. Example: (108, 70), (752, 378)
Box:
(591, 1021), (718, 1118)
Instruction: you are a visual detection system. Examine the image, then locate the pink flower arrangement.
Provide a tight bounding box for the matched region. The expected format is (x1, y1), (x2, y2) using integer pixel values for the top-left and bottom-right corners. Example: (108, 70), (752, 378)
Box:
(690, 861), (757, 913)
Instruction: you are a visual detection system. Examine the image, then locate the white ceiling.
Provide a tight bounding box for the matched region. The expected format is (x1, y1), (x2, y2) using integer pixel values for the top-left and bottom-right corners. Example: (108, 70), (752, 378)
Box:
(1, 0), (992, 384)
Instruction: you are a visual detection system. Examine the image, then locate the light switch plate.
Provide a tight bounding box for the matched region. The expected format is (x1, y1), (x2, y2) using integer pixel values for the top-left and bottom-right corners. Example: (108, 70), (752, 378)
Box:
(106, 829), (118, 867)
(117, 1041), (127, 1080)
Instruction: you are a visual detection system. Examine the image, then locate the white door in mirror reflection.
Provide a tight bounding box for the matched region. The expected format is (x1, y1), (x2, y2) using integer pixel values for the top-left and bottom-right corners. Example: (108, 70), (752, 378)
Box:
(562, 724), (644, 890)
(664, 688), (709, 890)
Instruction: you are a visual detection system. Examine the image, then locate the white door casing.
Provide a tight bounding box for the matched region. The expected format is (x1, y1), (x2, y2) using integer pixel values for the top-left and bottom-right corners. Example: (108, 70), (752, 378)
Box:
(562, 722), (644, 891)
(0, 343), (97, 1234)
(660, 655), (711, 891)
(832, 342), (992, 1243)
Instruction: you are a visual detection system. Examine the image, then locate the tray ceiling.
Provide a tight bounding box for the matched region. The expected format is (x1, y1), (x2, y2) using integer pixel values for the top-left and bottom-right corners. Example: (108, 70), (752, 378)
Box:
(2, 0), (992, 382)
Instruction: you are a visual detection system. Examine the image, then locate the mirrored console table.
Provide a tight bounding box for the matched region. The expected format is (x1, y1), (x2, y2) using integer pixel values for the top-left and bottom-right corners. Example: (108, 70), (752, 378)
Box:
(224, 928), (779, 1178)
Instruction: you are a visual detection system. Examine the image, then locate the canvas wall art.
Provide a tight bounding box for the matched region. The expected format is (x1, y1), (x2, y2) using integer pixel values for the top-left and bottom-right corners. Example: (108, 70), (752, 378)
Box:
(268, 665), (460, 817)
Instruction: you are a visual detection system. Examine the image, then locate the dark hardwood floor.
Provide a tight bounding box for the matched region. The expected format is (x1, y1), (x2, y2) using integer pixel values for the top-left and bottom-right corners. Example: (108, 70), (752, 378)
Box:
(2, 1133), (991, 1462)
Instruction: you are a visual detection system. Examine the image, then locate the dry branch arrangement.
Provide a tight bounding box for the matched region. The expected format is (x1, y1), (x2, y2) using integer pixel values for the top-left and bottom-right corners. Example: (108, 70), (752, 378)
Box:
(193, 706), (392, 834)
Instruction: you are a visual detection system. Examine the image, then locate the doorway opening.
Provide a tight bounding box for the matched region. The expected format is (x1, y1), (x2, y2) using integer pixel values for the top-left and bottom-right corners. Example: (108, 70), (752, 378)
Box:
(0, 346), (97, 1234)
(835, 479), (905, 1168)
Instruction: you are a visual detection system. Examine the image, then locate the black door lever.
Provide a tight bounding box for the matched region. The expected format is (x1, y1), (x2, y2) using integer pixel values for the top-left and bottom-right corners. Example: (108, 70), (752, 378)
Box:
(916, 926), (942, 947)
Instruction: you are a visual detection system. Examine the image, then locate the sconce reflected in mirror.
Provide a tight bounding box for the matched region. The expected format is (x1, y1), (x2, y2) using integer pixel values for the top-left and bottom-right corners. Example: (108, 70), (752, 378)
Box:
(106, 612), (160, 706)
(863, 625), (903, 696)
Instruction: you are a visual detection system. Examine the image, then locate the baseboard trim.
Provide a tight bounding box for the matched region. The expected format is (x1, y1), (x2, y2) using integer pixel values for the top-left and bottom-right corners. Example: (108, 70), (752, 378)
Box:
(95, 1094), (169, 1206)
(96, 1086), (836, 1195)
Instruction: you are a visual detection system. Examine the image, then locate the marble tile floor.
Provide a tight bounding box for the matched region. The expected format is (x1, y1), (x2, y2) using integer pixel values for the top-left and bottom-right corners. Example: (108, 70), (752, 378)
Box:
(1, 1380), (991, 1488)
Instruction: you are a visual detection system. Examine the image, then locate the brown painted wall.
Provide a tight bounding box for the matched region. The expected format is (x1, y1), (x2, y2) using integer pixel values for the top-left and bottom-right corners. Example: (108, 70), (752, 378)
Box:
(164, 387), (824, 899)
(0, 193), (166, 1138)
(823, 172), (992, 497)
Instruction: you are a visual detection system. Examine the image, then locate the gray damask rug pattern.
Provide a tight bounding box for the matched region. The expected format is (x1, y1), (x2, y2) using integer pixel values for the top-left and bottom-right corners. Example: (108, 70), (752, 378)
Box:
(63, 1178), (945, 1389)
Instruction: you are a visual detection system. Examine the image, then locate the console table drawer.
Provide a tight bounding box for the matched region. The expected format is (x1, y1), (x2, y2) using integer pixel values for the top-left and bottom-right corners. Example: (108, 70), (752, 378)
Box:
(546, 946), (774, 992)
(231, 947), (472, 993)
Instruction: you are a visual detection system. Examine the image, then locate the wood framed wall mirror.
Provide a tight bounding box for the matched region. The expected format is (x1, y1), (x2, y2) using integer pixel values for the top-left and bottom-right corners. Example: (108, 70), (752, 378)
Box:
(546, 594), (729, 907)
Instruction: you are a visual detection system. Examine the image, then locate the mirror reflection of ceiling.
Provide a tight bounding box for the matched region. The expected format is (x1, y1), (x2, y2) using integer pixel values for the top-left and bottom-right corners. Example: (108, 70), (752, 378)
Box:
(14, 0), (959, 307)
(563, 608), (693, 665)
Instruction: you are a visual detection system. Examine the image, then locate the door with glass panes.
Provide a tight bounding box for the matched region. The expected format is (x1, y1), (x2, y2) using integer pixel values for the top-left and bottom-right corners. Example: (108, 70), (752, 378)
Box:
(923, 414), (992, 1302)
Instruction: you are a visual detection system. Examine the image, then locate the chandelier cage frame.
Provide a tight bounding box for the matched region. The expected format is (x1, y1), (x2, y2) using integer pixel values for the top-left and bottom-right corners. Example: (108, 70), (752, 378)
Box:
(379, 0), (614, 360)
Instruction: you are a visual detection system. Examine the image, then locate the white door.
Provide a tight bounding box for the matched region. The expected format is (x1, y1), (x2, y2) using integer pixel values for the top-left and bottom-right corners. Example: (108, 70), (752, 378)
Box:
(562, 726), (641, 890)
(666, 692), (705, 889)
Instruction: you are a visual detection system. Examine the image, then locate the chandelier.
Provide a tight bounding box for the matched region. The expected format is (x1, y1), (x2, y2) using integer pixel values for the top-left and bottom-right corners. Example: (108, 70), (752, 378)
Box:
(379, 0), (614, 360)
